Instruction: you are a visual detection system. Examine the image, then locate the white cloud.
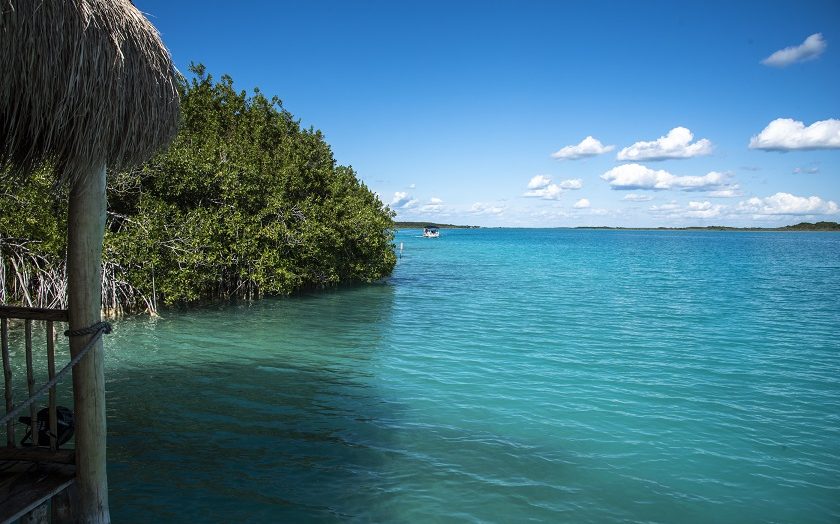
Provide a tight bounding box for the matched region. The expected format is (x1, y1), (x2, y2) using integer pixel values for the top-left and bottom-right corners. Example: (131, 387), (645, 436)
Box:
(558, 178), (583, 189)
(707, 186), (742, 198)
(408, 183), (416, 189)
(736, 192), (839, 216)
(527, 175), (552, 189)
(623, 193), (654, 202)
(617, 127), (712, 161)
(650, 200), (725, 219)
(390, 191), (418, 210)
(469, 202), (505, 215)
(523, 176), (580, 200)
(573, 198), (591, 209)
(601, 163), (729, 191)
(649, 201), (681, 212)
(684, 201), (724, 218)
(551, 136), (615, 160)
(524, 184), (563, 200)
(761, 33), (827, 67)
(793, 166), (820, 174)
(420, 197), (445, 213)
(749, 118), (840, 151)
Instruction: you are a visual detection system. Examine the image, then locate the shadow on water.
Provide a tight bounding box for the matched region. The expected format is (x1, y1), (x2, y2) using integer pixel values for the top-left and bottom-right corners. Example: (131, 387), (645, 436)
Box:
(105, 284), (402, 522)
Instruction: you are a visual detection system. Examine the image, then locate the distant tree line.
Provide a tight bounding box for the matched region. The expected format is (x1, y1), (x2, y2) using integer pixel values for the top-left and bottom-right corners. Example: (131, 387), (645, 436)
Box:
(0, 65), (396, 315)
(576, 222), (840, 232)
(394, 222), (479, 229)
(778, 221), (840, 231)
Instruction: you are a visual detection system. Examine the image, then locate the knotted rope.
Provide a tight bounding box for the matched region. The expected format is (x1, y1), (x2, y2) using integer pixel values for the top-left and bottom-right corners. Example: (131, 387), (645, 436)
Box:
(0, 321), (111, 427)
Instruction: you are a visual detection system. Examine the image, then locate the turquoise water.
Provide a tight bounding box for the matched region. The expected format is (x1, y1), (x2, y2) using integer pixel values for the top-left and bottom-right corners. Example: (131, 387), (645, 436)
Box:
(38, 230), (840, 521)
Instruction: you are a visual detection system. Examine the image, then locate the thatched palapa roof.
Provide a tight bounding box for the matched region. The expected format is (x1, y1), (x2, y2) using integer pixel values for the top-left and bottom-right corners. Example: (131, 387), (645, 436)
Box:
(0, 0), (180, 184)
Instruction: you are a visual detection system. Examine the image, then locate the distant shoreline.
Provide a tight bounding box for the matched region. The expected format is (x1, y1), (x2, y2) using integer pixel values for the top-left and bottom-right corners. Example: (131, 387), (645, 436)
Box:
(394, 222), (480, 229)
(574, 221), (840, 232)
(394, 221), (840, 232)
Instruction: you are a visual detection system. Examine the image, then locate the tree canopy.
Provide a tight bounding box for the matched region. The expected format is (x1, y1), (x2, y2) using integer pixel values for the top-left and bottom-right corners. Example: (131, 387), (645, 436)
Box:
(1, 65), (396, 314)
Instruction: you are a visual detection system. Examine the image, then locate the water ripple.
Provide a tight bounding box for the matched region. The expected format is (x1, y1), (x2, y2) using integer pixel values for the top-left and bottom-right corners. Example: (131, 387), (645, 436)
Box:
(86, 230), (840, 522)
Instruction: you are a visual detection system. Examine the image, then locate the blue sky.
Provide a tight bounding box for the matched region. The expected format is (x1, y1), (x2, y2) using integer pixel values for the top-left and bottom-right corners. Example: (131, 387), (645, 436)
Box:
(136, 0), (840, 226)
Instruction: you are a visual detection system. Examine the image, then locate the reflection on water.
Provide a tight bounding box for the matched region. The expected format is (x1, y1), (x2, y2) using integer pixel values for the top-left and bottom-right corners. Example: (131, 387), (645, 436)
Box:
(107, 285), (399, 521)
(16, 230), (839, 523)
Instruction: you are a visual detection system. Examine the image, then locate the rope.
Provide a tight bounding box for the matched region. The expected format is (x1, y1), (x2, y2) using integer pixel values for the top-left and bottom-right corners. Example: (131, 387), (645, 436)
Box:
(65, 321), (112, 338)
(0, 321), (112, 428)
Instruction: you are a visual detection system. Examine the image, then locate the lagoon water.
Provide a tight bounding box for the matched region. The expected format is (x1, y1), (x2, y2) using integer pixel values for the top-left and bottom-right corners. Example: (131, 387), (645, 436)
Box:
(65, 230), (840, 521)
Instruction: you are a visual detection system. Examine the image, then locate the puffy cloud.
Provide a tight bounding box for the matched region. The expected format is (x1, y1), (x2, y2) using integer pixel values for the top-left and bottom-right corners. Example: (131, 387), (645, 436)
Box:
(617, 127), (712, 161)
(749, 118), (840, 151)
(420, 197), (445, 213)
(601, 163), (728, 191)
(603, 164), (670, 189)
(706, 186), (742, 198)
(551, 136), (614, 160)
(683, 201), (724, 218)
(523, 176), (581, 200)
(650, 200), (724, 219)
(469, 202), (505, 215)
(623, 193), (654, 202)
(524, 184), (563, 200)
(390, 191), (418, 210)
(736, 192), (839, 216)
(558, 178), (583, 189)
(527, 175), (552, 189)
(761, 33), (827, 67)
(573, 198), (591, 209)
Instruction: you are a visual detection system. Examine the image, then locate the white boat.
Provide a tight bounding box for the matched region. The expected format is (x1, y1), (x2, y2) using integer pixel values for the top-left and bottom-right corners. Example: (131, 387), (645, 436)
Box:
(423, 226), (440, 238)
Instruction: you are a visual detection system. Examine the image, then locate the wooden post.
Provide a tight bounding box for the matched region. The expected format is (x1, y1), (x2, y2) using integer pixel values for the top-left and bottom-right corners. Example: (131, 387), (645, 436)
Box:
(67, 163), (110, 523)
(25, 319), (37, 446)
(47, 320), (57, 451)
(1, 317), (12, 447)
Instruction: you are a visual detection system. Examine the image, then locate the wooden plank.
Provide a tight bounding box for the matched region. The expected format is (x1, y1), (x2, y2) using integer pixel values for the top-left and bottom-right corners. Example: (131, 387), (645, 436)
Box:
(25, 321), (37, 448)
(1, 319), (12, 448)
(47, 322), (57, 452)
(0, 449), (75, 465)
(0, 307), (68, 322)
(0, 462), (75, 524)
(20, 500), (48, 524)
(51, 483), (77, 524)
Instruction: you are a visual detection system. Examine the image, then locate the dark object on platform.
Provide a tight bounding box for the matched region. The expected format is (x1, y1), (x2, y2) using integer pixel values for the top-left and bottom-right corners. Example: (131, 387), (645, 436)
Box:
(18, 407), (74, 448)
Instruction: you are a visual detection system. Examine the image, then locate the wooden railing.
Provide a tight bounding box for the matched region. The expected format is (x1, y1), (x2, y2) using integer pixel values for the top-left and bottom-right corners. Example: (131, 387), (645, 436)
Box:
(0, 306), (77, 523)
(0, 306), (69, 451)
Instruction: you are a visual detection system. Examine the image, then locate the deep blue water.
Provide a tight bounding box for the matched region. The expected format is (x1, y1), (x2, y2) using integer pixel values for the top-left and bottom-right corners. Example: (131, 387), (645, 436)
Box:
(25, 229), (840, 522)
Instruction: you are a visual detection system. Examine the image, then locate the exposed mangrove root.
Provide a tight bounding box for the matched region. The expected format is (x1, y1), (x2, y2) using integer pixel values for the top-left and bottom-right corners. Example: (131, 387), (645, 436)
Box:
(0, 234), (157, 316)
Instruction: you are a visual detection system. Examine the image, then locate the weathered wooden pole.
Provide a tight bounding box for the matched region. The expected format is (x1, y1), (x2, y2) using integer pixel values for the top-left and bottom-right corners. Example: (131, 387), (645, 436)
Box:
(67, 164), (110, 523)
(2, 3), (179, 519)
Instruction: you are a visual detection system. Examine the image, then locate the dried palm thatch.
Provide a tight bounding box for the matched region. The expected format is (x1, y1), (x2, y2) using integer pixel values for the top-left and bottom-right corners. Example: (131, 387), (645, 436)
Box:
(0, 0), (179, 184)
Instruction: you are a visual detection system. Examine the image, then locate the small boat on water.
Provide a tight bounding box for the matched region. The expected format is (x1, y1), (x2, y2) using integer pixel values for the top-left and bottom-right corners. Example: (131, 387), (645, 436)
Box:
(423, 226), (440, 238)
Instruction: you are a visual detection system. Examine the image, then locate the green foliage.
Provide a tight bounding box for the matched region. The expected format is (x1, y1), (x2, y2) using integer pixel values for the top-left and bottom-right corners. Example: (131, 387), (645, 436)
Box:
(779, 221), (840, 231)
(1, 65), (396, 312)
(0, 170), (68, 308)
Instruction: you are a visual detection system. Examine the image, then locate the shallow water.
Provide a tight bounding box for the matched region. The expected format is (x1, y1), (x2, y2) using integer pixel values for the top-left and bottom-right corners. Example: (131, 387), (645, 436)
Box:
(14, 229), (840, 522)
